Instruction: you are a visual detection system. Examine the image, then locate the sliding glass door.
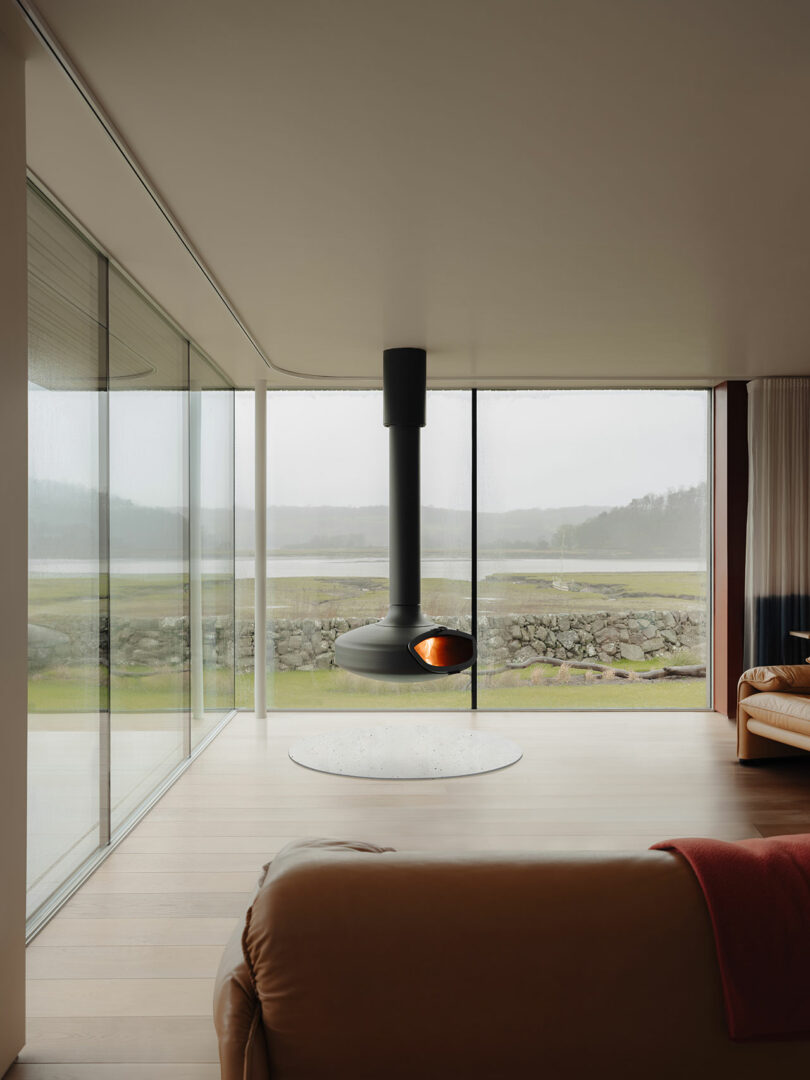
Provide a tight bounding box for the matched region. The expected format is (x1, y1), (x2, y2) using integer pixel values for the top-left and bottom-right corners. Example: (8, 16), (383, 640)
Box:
(108, 269), (190, 831)
(27, 186), (106, 919)
(26, 186), (236, 931)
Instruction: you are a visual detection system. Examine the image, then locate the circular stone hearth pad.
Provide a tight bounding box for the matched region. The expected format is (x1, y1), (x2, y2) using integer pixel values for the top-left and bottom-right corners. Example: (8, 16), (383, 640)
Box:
(288, 724), (522, 780)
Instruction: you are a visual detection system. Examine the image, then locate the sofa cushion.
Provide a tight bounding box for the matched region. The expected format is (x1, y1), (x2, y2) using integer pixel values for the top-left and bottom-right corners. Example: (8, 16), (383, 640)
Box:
(742, 692), (810, 736)
(740, 665), (810, 693)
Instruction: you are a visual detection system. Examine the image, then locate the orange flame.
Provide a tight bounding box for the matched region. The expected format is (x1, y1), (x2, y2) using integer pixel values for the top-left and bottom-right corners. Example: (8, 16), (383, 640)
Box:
(413, 634), (473, 669)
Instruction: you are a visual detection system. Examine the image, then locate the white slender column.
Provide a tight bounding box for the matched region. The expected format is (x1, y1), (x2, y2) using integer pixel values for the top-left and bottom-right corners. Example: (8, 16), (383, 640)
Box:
(190, 388), (204, 722)
(254, 380), (267, 718)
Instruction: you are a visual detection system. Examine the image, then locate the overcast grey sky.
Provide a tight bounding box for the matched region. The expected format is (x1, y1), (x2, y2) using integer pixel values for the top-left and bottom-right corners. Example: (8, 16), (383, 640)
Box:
(245, 389), (709, 512)
(31, 388), (708, 513)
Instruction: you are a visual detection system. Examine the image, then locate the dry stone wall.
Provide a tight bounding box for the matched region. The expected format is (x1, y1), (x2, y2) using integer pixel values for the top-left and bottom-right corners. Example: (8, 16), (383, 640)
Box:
(30, 609), (706, 673)
(475, 610), (704, 668)
(258, 609), (705, 671)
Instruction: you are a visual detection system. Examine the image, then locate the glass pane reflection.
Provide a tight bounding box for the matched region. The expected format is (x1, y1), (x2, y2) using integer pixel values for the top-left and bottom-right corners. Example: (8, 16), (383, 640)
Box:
(26, 187), (105, 921)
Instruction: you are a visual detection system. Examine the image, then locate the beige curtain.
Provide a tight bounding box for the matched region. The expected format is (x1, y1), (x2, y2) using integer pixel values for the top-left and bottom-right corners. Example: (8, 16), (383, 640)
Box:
(744, 377), (810, 667)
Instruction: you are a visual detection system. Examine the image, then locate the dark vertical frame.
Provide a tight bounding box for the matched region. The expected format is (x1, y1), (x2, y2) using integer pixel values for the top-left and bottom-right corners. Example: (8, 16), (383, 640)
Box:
(231, 387), (237, 710)
(471, 389), (478, 709)
(189, 354), (201, 733)
(97, 253), (111, 847)
(183, 340), (192, 757)
(713, 381), (748, 719)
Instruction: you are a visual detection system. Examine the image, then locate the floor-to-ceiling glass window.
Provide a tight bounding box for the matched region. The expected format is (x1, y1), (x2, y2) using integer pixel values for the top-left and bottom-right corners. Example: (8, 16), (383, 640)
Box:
(477, 390), (711, 708)
(108, 269), (189, 830)
(190, 348), (235, 747)
(26, 185), (236, 932)
(26, 187), (106, 922)
(234, 387), (710, 710)
(261, 389), (472, 709)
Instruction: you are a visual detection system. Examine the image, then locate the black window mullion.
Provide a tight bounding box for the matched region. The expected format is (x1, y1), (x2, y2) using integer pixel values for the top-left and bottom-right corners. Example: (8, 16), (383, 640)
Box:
(98, 252), (111, 847)
(471, 388), (478, 710)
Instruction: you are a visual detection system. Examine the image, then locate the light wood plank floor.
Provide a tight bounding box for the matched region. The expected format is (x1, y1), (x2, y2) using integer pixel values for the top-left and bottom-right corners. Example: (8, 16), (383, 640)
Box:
(13, 709), (810, 1077)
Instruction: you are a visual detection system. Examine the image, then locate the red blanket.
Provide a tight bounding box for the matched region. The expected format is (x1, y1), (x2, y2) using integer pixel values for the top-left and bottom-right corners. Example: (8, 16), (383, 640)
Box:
(651, 834), (810, 1040)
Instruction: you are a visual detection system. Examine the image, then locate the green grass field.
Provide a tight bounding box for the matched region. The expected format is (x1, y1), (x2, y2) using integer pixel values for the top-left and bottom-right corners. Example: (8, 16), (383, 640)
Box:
(238, 667), (707, 710)
(28, 664), (234, 713)
(29, 570), (706, 620)
(29, 666), (707, 714)
(263, 570), (706, 619)
(28, 574), (236, 619)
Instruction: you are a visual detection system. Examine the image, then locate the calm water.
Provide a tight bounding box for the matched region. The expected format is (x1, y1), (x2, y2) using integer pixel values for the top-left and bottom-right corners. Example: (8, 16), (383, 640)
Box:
(30, 556), (706, 579)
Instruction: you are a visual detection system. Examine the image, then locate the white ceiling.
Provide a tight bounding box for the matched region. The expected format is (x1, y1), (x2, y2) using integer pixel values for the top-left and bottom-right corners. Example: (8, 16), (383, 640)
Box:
(17, 0), (810, 386)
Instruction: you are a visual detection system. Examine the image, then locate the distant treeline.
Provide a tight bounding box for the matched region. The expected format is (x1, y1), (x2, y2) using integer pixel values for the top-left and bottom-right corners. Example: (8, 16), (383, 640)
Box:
(28, 479), (707, 559)
(551, 485), (707, 557)
(257, 504), (609, 555)
(29, 481), (187, 559)
(28, 481), (608, 558)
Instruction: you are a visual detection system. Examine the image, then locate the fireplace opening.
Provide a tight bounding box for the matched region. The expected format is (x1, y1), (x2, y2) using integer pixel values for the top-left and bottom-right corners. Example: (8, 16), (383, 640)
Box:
(411, 630), (476, 672)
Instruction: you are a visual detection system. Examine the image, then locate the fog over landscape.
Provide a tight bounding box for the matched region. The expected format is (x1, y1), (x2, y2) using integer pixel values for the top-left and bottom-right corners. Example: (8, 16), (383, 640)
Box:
(31, 388), (708, 511)
(29, 388), (708, 561)
(29, 478), (706, 559)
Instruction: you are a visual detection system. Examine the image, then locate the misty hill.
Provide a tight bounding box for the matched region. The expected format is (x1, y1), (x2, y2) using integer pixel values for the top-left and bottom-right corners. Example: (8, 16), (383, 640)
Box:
(241, 503), (610, 553)
(555, 484), (708, 557)
(29, 480), (612, 558)
(29, 480), (189, 559)
(478, 506), (611, 551)
(30, 479), (707, 559)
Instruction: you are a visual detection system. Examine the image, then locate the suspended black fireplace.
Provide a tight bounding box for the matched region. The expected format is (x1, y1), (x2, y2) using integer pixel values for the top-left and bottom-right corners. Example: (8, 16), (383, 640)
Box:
(335, 348), (477, 682)
(291, 350), (519, 778)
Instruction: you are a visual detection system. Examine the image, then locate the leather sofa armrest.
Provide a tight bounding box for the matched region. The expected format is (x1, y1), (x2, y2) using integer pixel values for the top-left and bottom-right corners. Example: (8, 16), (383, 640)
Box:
(215, 845), (391, 1079)
(738, 664), (810, 700)
(214, 915), (270, 1080)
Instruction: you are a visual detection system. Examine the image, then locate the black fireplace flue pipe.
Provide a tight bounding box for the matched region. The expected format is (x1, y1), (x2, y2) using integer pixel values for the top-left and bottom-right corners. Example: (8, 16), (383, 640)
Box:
(384, 347), (425, 618)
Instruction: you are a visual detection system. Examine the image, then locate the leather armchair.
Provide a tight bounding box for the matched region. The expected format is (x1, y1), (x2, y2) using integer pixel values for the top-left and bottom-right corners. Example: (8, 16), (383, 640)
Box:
(737, 664), (810, 760)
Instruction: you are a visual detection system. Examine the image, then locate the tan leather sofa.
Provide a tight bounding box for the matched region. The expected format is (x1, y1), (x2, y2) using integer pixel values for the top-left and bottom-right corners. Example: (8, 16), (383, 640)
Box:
(737, 664), (810, 760)
(213, 838), (810, 1079)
